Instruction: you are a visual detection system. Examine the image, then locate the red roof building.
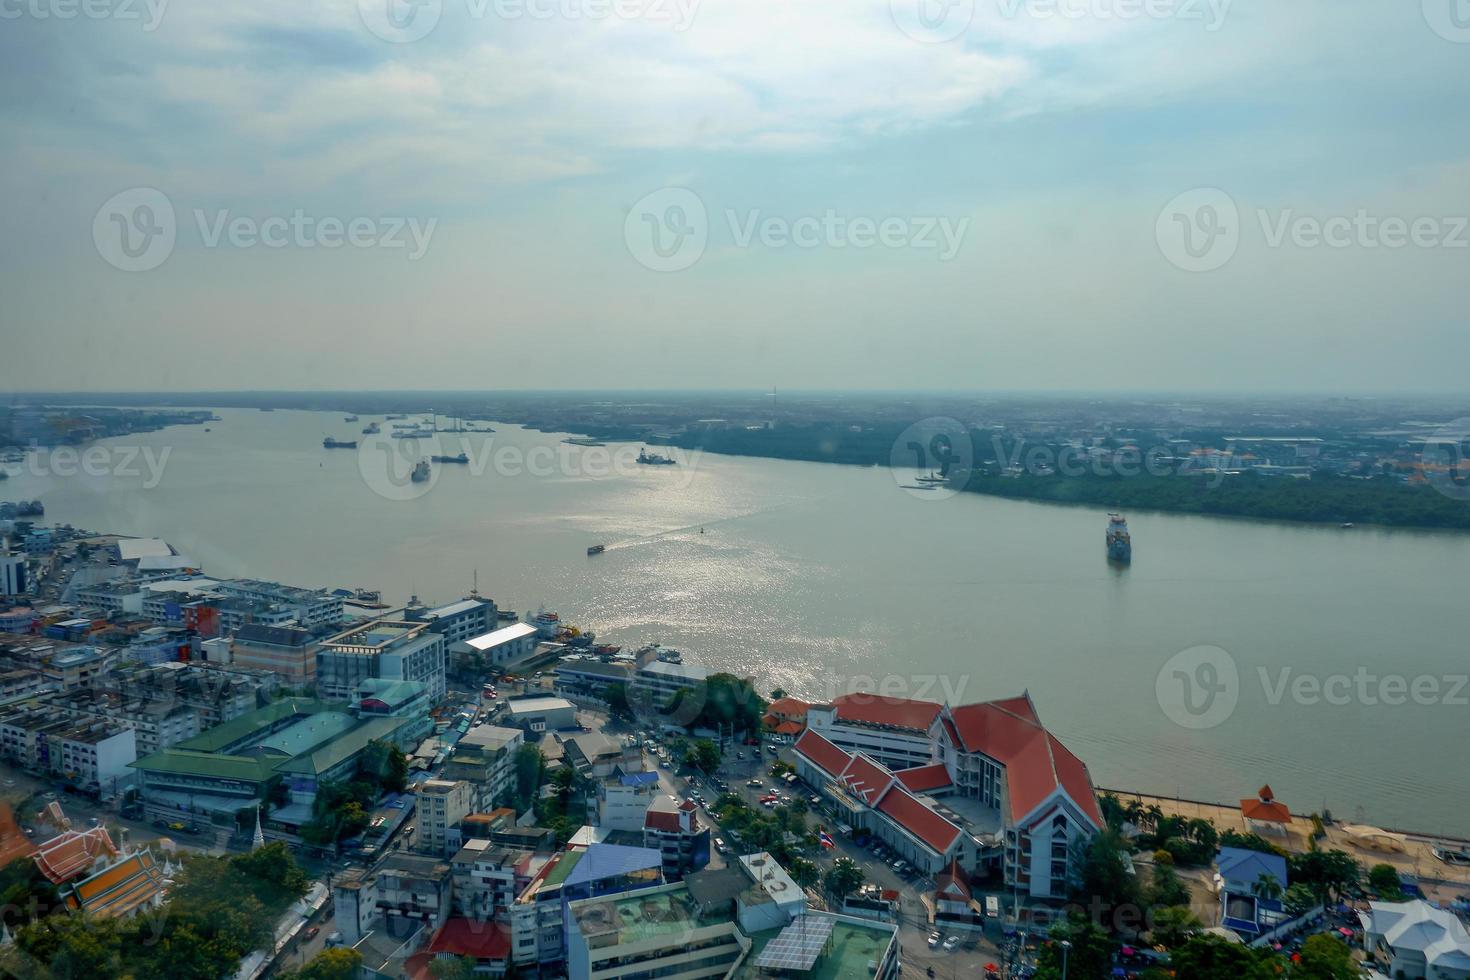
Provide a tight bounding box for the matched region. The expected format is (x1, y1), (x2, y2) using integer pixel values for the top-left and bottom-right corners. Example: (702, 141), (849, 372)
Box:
(1241, 785), (1292, 825)
(796, 689), (1102, 900)
(33, 827), (119, 885)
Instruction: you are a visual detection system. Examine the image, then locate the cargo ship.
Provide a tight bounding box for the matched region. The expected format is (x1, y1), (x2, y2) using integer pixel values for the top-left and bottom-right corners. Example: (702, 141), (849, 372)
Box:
(637, 448), (676, 465)
(362, 421), (381, 435)
(323, 437), (358, 449)
(1106, 513), (1132, 563)
(431, 452), (469, 464)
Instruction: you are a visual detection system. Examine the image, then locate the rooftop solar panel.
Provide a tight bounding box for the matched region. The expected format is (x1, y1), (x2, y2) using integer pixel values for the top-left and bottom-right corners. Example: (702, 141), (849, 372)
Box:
(754, 915), (836, 972)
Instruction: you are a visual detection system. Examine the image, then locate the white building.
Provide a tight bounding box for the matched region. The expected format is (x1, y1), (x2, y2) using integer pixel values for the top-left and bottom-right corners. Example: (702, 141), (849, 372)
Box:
(416, 779), (474, 857)
(441, 724), (524, 811)
(504, 696), (577, 734)
(454, 622), (539, 670)
(215, 578), (344, 630)
(1361, 899), (1470, 979)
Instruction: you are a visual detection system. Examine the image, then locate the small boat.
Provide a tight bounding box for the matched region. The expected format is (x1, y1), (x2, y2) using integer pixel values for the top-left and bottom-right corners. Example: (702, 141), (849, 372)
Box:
(431, 453), (469, 464)
(362, 422), (381, 435)
(411, 460), (431, 482)
(915, 471), (948, 484)
(1340, 522), (1354, 529)
(587, 544), (606, 555)
(344, 415), (359, 422)
(637, 448), (676, 466)
(496, 610), (519, 622)
(323, 437), (358, 449)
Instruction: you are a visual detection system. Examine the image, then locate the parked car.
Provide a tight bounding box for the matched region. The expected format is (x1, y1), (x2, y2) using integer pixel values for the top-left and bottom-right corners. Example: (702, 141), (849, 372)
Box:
(304, 926), (320, 940)
(927, 931), (941, 948)
(942, 935), (960, 952)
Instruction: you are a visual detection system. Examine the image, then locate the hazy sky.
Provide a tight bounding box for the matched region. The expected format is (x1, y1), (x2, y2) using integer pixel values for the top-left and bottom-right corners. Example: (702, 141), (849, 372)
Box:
(1, 0), (1467, 392)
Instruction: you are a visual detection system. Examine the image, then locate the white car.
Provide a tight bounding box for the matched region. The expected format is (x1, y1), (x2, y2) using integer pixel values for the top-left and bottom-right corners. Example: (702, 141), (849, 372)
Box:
(927, 932), (941, 948)
(942, 936), (960, 952)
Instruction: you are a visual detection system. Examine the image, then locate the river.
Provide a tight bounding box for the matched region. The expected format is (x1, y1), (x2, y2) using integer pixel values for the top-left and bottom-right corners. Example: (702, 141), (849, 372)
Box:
(4, 408), (1465, 836)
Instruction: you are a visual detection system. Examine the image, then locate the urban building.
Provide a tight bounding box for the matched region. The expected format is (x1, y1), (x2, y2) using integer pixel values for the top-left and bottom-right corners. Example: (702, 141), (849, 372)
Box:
(0, 706), (136, 796)
(510, 842), (664, 970)
(416, 779), (474, 857)
(643, 794), (711, 881)
(797, 692), (1101, 899)
(1360, 899), (1470, 979)
(0, 553), (26, 597)
(598, 771), (661, 833)
(554, 657), (634, 702)
(503, 695), (577, 734)
(334, 851), (453, 950)
(449, 839), (531, 920)
(214, 579), (344, 630)
(453, 622), (538, 672)
(130, 698), (425, 830)
(630, 660), (711, 709)
(440, 724), (523, 812)
(1216, 846), (1290, 937)
(565, 879), (745, 980)
(316, 619), (446, 703)
(229, 624), (319, 685)
(406, 597), (498, 645)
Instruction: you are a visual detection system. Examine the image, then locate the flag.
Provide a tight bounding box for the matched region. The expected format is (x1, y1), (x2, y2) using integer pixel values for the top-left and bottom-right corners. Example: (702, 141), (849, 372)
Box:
(818, 830), (836, 849)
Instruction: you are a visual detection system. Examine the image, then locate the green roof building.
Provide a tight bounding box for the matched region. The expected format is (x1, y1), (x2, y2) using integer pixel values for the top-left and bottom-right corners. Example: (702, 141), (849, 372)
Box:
(129, 697), (429, 831)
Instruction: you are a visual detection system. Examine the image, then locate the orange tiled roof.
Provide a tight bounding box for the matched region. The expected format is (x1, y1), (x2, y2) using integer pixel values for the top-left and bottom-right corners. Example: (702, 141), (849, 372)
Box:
(69, 849), (164, 918)
(34, 827), (119, 885)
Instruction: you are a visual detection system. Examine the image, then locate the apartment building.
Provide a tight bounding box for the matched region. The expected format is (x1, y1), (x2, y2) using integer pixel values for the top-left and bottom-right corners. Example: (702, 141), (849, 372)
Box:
(440, 724), (523, 811)
(406, 597), (497, 645)
(0, 706), (136, 796)
(215, 579), (344, 630)
(316, 620), (446, 703)
(230, 624), (318, 684)
(416, 779), (474, 857)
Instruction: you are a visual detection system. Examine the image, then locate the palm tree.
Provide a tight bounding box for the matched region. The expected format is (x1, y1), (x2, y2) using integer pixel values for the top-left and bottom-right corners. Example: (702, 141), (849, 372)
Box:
(1252, 871), (1284, 903)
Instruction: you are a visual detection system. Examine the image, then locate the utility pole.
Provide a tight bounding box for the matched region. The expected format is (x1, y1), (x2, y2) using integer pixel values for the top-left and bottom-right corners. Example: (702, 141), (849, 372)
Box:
(1060, 939), (1071, 980)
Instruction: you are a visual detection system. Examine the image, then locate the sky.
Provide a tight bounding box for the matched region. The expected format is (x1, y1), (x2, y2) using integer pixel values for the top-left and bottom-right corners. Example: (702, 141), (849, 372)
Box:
(1, 0), (1468, 393)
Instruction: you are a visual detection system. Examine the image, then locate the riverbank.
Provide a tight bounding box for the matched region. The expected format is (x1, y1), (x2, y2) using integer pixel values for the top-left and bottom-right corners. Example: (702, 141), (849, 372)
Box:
(1102, 787), (1470, 903)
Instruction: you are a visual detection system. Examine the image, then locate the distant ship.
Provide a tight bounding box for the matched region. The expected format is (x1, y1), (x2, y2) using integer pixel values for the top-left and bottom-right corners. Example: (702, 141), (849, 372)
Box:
(431, 452), (469, 464)
(323, 437), (358, 449)
(344, 415), (359, 422)
(587, 544), (606, 555)
(411, 460), (431, 482)
(385, 414), (407, 420)
(1106, 513), (1132, 563)
(362, 422), (381, 435)
(637, 448), (676, 466)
